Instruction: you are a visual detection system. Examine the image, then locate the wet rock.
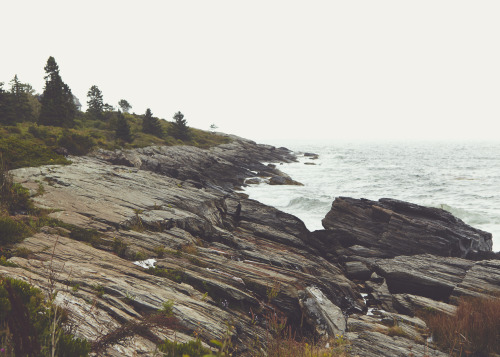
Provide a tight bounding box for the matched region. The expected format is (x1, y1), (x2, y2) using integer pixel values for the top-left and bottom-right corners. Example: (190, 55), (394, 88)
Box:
(300, 286), (346, 338)
(392, 294), (457, 317)
(344, 261), (371, 281)
(321, 197), (493, 258)
(269, 175), (303, 186)
(372, 254), (472, 301)
(451, 259), (500, 301)
(347, 313), (447, 357)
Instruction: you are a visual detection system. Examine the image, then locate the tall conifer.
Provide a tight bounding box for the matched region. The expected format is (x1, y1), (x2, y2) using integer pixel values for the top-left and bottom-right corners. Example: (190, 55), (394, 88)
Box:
(142, 108), (162, 136)
(39, 57), (76, 127)
(87, 85), (104, 120)
(170, 111), (190, 140)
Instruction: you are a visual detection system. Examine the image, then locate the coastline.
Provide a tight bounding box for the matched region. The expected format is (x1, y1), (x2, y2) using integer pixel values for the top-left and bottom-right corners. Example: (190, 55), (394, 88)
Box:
(3, 135), (499, 356)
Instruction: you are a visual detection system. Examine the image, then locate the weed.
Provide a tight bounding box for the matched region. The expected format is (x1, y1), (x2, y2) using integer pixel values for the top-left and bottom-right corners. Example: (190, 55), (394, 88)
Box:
(91, 284), (105, 298)
(12, 247), (31, 258)
(386, 325), (407, 337)
(36, 181), (45, 196)
(266, 280), (281, 303)
(159, 300), (175, 316)
(0, 256), (17, 267)
(419, 296), (500, 356)
(181, 243), (198, 255)
(133, 250), (148, 261)
(123, 292), (136, 305)
(153, 245), (166, 258)
(157, 338), (212, 356)
(112, 237), (128, 257)
(0, 277), (90, 356)
(146, 267), (185, 283)
(91, 313), (179, 355)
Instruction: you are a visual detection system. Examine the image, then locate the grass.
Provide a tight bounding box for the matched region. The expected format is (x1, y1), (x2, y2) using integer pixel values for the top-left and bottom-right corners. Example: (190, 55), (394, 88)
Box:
(0, 114), (230, 170)
(418, 296), (500, 356)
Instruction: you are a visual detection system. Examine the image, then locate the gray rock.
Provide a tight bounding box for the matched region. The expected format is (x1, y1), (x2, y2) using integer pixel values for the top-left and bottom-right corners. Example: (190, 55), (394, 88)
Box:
(321, 197), (492, 258)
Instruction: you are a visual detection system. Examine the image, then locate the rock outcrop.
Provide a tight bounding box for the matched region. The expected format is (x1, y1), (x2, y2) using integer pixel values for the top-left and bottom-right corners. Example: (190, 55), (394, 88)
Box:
(8, 136), (359, 356)
(4, 136), (499, 356)
(320, 197), (492, 259)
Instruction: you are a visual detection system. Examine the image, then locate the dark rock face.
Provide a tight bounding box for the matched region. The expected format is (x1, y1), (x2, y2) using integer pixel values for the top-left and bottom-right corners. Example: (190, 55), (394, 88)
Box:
(92, 135), (298, 191)
(321, 197), (492, 258)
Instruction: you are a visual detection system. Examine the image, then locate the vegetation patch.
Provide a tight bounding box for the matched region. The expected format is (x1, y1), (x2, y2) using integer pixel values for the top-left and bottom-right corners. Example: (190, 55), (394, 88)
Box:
(419, 296), (500, 356)
(0, 276), (90, 356)
(146, 267), (186, 283)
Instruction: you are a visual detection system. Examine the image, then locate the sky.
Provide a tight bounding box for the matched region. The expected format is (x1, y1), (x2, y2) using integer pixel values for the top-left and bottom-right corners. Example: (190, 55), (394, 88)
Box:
(2, 1), (500, 144)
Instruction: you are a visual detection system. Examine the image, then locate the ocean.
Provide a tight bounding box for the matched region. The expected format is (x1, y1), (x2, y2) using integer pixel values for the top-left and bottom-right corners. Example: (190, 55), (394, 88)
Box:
(245, 141), (500, 251)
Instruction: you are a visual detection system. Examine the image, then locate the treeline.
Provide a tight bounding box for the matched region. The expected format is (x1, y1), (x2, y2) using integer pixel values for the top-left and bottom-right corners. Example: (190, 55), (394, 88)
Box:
(0, 56), (190, 142)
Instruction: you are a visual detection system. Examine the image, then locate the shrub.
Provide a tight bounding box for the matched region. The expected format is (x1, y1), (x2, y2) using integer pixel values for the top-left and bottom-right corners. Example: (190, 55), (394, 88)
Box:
(0, 216), (30, 244)
(157, 338), (212, 357)
(158, 300), (175, 316)
(112, 237), (128, 257)
(57, 131), (95, 155)
(420, 296), (500, 356)
(0, 157), (34, 214)
(0, 277), (90, 356)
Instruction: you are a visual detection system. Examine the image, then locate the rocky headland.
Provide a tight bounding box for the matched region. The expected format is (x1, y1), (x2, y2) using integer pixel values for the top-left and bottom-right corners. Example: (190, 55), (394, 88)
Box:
(5, 134), (500, 356)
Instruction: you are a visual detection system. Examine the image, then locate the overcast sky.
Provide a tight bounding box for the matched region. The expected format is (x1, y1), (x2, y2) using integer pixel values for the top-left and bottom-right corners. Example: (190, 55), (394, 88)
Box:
(2, 1), (500, 144)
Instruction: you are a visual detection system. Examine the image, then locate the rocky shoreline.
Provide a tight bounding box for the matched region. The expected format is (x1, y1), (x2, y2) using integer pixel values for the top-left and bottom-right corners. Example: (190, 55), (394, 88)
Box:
(5, 134), (500, 356)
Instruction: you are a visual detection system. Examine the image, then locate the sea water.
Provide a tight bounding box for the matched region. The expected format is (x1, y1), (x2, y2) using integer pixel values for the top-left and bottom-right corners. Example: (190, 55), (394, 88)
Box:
(245, 141), (500, 251)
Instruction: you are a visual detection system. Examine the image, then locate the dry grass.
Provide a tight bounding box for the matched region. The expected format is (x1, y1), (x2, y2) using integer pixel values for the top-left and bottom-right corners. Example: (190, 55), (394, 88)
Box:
(419, 296), (500, 356)
(257, 312), (350, 357)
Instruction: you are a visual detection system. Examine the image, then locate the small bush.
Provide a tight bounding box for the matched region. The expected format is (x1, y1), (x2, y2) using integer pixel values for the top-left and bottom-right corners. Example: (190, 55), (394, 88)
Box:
(0, 216), (30, 245)
(91, 284), (105, 297)
(0, 256), (17, 267)
(57, 131), (95, 155)
(420, 296), (500, 356)
(181, 243), (198, 255)
(112, 238), (128, 257)
(133, 250), (148, 261)
(0, 277), (90, 356)
(13, 247), (32, 258)
(157, 338), (212, 357)
(386, 325), (407, 337)
(159, 300), (175, 316)
(146, 267), (185, 283)
(153, 245), (166, 258)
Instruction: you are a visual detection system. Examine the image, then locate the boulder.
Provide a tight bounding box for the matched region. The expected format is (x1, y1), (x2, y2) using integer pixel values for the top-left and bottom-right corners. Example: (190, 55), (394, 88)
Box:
(321, 197), (492, 258)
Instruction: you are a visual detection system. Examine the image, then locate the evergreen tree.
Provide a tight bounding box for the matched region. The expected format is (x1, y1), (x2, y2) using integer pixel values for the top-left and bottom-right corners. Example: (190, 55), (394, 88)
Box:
(9, 75), (34, 123)
(39, 56), (76, 127)
(142, 108), (162, 136)
(115, 113), (132, 142)
(118, 99), (132, 113)
(0, 82), (14, 125)
(170, 111), (190, 140)
(87, 85), (104, 119)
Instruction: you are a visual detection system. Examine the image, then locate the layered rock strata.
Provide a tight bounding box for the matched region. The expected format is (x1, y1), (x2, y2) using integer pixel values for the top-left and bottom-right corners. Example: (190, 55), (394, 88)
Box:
(5, 136), (498, 356)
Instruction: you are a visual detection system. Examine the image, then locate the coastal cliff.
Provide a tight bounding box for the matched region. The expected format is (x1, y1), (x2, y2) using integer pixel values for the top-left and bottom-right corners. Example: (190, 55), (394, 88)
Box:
(5, 135), (500, 356)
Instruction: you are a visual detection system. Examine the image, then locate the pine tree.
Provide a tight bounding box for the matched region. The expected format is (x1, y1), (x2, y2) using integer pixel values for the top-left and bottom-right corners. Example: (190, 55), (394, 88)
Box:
(170, 111), (190, 140)
(115, 113), (132, 142)
(9, 75), (34, 123)
(142, 108), (162, 136)
(39, 56), (76, 127)
(118, 99), (132, 113)
(87, 85), (104, 119)
(0, 83), (10, 124)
